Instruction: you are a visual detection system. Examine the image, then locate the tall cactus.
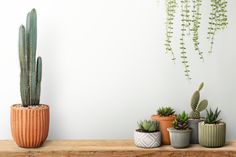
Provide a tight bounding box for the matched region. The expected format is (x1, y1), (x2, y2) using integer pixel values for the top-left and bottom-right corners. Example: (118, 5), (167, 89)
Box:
(189, 82), (208, 119)
(19, 9), (42, 107)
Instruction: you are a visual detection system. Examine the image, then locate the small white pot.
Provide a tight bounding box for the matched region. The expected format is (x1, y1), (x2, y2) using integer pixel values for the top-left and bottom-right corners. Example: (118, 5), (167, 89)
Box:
(134, 130), (161, 148)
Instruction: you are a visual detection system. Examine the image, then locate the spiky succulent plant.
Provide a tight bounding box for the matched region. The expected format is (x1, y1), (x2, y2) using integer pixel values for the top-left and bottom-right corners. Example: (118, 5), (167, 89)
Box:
(189, 82), (208, 119)
(204, 108), (221, 124)
(157, 107), (175, 117)
(173, 111), (189, 130)
(137, 120), (159, 132)
(19, 9), (42, 107)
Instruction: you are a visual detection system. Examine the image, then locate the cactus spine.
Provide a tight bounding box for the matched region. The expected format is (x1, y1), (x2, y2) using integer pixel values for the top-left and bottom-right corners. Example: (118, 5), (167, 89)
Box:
(189, 82), (208, 119)
(19, 9), (42, 107)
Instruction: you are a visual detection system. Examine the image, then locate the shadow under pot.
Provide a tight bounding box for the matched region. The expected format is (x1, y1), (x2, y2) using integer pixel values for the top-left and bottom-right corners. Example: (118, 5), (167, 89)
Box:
(151, 115), (176, 145)
(188, 119), (203, 144)
(168, 128), (192, 148)
(134, 130), (161, 148)
(11, 104), (50, 148)
(198, 122), (226, 148)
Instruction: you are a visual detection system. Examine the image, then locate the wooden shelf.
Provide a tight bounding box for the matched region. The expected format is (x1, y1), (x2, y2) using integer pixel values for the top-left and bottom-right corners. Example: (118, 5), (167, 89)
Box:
(0, 140), (236, 157)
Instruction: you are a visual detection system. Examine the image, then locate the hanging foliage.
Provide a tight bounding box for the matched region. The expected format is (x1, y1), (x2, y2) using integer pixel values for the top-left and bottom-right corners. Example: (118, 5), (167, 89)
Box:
(180, 0), (191, 79)
(207, 0), (228, 53)
(164, 0), (228, 80)
(165, 0), (177, 61)
(191, 0), (203, 60)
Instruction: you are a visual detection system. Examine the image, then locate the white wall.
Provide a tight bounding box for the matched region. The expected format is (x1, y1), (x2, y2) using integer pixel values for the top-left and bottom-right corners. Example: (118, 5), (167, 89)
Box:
(0, 0), (235, 140)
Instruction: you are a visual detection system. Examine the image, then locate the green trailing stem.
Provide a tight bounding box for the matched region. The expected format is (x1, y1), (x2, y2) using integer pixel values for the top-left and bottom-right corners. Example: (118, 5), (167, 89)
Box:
(189, 82), (208, 119)
(19, 8), (42, 107)
(165, 0), (177, 61)
(191, 0), (204, 60)
(208, 0), (228, 53)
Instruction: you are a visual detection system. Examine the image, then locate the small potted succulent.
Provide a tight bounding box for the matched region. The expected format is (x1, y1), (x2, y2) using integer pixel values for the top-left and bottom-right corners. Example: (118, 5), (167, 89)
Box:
(188, 82), (208, 144)
(199, 108), (226, 148)
(151, 107), (176, 145)
(10, 9), (50, 148)
(168, 111), (192, 148)
(134, 120), (161, 148)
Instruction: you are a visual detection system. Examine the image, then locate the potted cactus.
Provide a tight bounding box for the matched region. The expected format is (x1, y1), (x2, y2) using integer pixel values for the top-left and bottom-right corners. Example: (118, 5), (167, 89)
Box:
(134, 120), (161, 148)
(199, 108), (226, 148)
(168, 111), (192, 148)
(10, 9), (50, 148)
(151, 107), (176, 145)
(188, 82), (208, 144)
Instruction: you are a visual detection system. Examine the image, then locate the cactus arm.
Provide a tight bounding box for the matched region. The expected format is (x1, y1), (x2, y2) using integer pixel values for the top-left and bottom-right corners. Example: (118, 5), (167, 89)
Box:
(29, 9), (37, 105)
(191, 91), (199, 110)
(196, 99), (208, 112)
(36, 57), (42, 104)
(19, 25), (27, 106)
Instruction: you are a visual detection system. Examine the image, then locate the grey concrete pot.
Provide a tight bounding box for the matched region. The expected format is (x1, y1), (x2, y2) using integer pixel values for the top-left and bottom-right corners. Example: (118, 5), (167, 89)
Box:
(188, 119), (202, 144)
(168, 128), (191, 148)
(198, 122), (226, 148)
(134, 130), (161, 148)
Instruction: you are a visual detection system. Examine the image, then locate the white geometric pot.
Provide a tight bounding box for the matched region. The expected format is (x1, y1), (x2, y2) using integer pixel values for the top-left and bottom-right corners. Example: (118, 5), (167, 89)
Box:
(134, 130), (161, 148)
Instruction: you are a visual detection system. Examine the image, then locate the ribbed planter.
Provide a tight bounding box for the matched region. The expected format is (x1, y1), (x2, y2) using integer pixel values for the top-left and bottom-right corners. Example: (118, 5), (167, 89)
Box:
(188, 119), (202, 144)
(168, 128), (191, 148)
(151, 115), (176, 145)
(134, 130), (161, 148)
(198, 122), (226, 148)
(11, 104), (50, 148)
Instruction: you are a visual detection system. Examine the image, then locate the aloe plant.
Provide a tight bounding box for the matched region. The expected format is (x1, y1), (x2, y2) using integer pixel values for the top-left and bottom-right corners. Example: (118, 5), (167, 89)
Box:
(19, 9), (42, 107)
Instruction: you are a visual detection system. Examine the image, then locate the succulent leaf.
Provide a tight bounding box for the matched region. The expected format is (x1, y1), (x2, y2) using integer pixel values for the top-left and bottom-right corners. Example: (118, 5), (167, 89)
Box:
(198, 82), (204, 91)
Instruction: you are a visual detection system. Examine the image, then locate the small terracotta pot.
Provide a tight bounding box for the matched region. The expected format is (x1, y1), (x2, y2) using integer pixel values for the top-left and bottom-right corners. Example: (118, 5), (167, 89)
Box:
(11, 104), (50, 148)
(151, 115), (176, 145)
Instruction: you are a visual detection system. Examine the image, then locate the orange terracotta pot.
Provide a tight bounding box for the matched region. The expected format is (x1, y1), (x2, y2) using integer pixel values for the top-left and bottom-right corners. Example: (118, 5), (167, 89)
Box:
(151, 115), (176, 145)
(11, 104), (50, 148)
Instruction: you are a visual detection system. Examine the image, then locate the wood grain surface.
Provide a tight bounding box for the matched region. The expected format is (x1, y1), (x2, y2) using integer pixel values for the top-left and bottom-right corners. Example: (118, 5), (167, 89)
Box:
(0, 140), (235, 157)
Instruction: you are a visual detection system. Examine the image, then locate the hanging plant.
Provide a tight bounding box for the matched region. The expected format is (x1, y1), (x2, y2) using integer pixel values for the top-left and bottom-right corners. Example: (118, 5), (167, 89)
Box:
(207, 0), (228, 53)
(191, 0), (203, 60)
(164, 0), (228, 80)
(180, 0), (191, 79)
(165, 0), (177, 61)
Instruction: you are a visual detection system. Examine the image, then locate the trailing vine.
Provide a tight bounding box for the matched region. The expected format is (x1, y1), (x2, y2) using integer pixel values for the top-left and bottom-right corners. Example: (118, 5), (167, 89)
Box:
(164, 0), (228, 80)
(180, 0), (191, 79)
(165, 0), (177, 61)
(207, 0), (228, 53)
(191, 0), (203, 60)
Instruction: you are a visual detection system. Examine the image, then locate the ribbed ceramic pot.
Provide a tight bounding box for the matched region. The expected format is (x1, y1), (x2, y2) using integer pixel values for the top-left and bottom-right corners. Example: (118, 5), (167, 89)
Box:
(168, 128), (191, 148)
(188, 119), (202, 144)
(198, 122), (226, 148)
(151, 115), (176, 145)
(11, 104), (50, 148)
(134, 130), (161, 148)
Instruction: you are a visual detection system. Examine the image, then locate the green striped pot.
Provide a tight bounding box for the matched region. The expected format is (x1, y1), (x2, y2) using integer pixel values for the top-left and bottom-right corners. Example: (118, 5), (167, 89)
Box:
(198, 122), (226, 148)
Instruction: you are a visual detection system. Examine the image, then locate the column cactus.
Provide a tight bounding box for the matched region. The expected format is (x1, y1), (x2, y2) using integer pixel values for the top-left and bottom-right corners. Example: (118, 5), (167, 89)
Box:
(19, 8), (42, 107)
(189, 82), (208, 119)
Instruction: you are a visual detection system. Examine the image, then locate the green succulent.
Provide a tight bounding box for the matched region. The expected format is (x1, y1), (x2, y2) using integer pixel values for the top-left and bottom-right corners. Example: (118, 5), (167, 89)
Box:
(173, 111), (189, 130)
(157, 107), (175, 117)
(189, 82), (208, 119)
(137, 120), (159, 132)
(204, 108), (221, 124)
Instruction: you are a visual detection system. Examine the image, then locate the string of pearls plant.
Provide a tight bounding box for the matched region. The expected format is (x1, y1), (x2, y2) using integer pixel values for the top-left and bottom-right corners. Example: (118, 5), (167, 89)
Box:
(165, 0), (228, 80)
